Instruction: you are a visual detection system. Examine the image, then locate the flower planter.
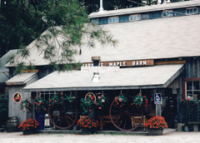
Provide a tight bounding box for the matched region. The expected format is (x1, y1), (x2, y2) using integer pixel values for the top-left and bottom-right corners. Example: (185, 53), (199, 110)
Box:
(23, 129), (36, 135)
(82, 128), (95, 134)
(149, 128), (163, 135)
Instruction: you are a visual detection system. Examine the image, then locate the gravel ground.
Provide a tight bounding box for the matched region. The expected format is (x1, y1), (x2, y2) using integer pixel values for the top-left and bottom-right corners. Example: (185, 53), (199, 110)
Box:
(0, 132), (200, 143)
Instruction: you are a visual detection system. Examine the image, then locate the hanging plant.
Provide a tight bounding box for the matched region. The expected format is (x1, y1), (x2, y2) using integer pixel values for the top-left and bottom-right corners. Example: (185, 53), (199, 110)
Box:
(48, 93), (62, 107)
(80, 97), (95, 114)
(20, 99), (32, 113)
(64, 93), (76, 103)
(132, 92), (148, 107)
(114, 94), (128, 107)
(95, 91), (107, 110)
(34, 96), (48, 112)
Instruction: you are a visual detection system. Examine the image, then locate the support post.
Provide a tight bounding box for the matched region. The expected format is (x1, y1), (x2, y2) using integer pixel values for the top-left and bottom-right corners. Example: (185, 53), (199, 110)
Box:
(156, 104), (161, 116)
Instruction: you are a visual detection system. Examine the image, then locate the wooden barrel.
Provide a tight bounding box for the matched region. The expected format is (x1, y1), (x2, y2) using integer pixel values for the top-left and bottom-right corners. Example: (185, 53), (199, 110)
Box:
(7, 116), (19, 132)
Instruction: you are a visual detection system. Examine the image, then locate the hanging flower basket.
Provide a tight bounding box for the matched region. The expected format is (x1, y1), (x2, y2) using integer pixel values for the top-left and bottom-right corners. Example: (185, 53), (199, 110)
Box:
(20, 99), (32, 113)
(114, 94), (128, 107)
(132, 92), (148, 107)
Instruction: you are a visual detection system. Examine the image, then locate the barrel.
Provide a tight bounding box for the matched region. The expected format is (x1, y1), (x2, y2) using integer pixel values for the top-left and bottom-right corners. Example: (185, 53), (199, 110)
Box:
(7, 116), (19, 132)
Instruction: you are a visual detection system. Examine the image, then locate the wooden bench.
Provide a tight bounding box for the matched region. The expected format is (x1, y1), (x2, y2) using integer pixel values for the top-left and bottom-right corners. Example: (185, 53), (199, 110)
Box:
(98, 115), (120, 130)
(187, 122), (200, 131)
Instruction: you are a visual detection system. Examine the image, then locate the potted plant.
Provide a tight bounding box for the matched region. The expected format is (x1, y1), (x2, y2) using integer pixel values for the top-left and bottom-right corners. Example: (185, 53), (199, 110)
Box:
(64, 94), (76, 103)
(48, 94), (62, 107)
(114, 94), (128, 107)
(20, 99), (32, 113)
(34, 96), (48, 130)
(18, 118), (39, 135)
(77, 116), (99, 134)
(132, 92), (148, 107)
(95, 92), (107, 110)
(144, 115), (168, 135)
(80, 97), (95, 115)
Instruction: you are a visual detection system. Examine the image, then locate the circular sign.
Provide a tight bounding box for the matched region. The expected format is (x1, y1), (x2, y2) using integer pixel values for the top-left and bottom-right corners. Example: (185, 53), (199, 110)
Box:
(84, 92), (96, 103)
(13, 92), (22, 102)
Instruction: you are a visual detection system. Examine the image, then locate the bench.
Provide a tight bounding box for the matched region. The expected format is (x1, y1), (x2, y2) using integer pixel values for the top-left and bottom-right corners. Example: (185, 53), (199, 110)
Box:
(98, 115), (120, 130)
(187, 122), (200, 131)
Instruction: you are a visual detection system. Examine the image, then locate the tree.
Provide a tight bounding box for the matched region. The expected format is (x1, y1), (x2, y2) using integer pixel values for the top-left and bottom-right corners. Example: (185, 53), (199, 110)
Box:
(79, 0), (144, 14)
(0, 0), (116, 72)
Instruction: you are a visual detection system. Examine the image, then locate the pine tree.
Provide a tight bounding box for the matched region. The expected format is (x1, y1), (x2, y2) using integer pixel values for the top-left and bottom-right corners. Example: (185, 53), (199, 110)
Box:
(0, 0), (117, 72)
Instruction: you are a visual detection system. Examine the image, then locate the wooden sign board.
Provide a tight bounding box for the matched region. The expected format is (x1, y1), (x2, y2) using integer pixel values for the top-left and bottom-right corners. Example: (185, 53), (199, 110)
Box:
(82, 59), (154, 67)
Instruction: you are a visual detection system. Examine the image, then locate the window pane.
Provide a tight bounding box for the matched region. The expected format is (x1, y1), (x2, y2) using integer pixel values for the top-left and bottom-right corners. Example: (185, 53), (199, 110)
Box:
(187, 9), (190, 14)
(194, 8), (197, 14)
(194, 91), (200, 100)
(187, 81), (192, 90)
(187, 91), (193, 99)
(194, 81), (199, 90)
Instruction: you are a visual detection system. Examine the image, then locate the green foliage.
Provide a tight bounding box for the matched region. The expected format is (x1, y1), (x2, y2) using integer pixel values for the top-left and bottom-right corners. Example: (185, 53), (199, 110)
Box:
(0, 0), (117, 73)
(34, 96), (48, 112)
(0, 94), (8, 125)
(180, 99), (200, 123)
(80, 97), (95, 114)
(132, 92), (148, 107)
(48, 94), (62, 107)
(95, 92), (107, 109)
(64, 94), (76, 103)
(114, 94), (128, 107)
(20, 99), (32, 113)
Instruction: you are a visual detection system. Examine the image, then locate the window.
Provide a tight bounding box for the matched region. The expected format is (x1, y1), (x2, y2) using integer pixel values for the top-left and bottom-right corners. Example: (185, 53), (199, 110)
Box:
(91, 19), (98, 24)
(185, 80), (200, 100)
(99, 17), (108, 25)
(162, 10), (173, 17)
(129, 14), (141, 21)
(119, 15), (129, 23)
(141, 14), (149, 20)
(109, 17), (119, 24)
(186, 7), (198, 15)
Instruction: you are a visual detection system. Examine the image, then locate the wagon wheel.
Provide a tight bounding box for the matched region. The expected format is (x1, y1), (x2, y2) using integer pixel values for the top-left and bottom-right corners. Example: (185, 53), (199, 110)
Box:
(109, 99), (143, 131)
(48, 101), (78, 129)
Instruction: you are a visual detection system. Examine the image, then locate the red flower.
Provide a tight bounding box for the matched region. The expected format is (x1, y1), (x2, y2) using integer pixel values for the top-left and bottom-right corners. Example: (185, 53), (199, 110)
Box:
(120, 105), (122, 108)
(139, 93), (142, 96)
(187, 98), (190, 101)
(44, 108), (46, 111)
(131, 103), (133, 106)
(139, 105), (141, 106)
(119, 99), (122, 102)
(182, 99), (184, 101)
(143, 96), (146, 98)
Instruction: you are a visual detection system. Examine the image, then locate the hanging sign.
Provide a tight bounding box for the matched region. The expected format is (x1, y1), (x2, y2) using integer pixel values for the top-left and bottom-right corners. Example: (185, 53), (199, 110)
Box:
(13, 92), (22, 103)
(82, 59), (154, 67)
(154, 93), (162, 104)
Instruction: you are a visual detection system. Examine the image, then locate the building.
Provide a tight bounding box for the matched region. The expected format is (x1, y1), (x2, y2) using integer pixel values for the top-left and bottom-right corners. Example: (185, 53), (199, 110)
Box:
(5, 0), (200, 131)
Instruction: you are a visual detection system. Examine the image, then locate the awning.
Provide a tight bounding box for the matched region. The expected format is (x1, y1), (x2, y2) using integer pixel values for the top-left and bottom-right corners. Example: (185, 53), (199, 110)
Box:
(23, 64), (184, 91)
(6, 72), (37, 85)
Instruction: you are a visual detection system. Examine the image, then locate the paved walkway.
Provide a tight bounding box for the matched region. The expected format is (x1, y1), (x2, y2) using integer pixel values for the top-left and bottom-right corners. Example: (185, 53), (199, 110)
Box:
(0, 131), (200, 143)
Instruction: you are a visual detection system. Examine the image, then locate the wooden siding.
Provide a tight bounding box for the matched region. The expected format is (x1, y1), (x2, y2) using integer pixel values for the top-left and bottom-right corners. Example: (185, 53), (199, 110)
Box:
(185, 57), (200, 78)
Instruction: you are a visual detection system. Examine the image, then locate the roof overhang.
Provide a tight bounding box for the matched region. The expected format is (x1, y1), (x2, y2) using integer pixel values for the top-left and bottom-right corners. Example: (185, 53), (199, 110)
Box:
(6, 72), (37, 86)
(23, 64), (184, 92)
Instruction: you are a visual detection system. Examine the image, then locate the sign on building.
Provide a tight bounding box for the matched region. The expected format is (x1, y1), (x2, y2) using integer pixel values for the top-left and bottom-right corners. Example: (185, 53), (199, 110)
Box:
(154, 93), (162, 104)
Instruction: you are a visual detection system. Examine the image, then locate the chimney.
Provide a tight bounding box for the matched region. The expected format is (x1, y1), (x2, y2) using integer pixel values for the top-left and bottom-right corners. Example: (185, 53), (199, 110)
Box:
(91, 72), (101, 83)
(92, 56), (101, 66)
(99, 0), (104, 12)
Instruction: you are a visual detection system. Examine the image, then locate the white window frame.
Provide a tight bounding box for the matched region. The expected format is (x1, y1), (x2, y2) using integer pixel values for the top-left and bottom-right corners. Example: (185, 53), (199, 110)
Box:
(186, 7), (198, 15)
(109, 16), (119, 24)
(129, 14), (141, 22)
(162, 10), (173, 17)
(185, 80), (200, 100)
